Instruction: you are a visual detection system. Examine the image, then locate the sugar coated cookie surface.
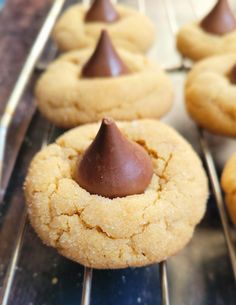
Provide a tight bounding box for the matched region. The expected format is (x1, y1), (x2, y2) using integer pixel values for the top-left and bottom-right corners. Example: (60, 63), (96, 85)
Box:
(24, 119), (208, 269)
(53, 4), (155, 53)
(35, 49), (173, 128)
(185, 54), (236, 137)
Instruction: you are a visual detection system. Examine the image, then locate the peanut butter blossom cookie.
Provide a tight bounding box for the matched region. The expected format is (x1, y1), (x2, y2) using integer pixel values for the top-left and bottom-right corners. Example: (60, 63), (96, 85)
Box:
(177, 0), (236, 61)
(222, 153), (236, 224)
(185, 53), (236, 137)
(24, 119), (208, 269)
(36, 31), (173, 128)
(53, 0), (155, 53)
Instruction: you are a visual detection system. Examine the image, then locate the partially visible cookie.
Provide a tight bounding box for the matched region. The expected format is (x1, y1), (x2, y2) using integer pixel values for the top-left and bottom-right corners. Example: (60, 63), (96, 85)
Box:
(24, 119), (208, 269)
(185, 54), (236, 137)
(177, 0), (236, 61)
(36, 32), (173, 128)
(53, 2), (155, 53)
(177, 23), (236, 61)
(221, 153), (236, 224)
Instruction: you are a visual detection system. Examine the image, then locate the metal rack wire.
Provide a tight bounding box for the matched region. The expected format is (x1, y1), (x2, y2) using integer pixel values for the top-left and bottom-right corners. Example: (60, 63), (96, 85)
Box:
(0, 0), (235, 305)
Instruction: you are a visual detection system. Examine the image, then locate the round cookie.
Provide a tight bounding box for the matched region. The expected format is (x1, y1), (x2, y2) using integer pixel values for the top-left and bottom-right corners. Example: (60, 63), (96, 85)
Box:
(177, 23), (236, 61)
(221, 153), (236, 224)
(24, 119), (208, 269)
(53, 3), (155, 53)
(35, 48), (173, 128)
(176, 0), (236, 61)
(185, 54), (236, 137)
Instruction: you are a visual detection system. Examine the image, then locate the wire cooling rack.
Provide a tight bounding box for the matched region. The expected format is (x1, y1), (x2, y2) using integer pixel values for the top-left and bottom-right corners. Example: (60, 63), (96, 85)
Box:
(0, 1), (235, 305)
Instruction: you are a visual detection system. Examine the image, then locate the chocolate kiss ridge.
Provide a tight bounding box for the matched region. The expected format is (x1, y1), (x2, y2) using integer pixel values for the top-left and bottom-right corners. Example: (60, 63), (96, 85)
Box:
(85, 0), (119, 23)
(200, 0), (236, 35)
(228, 64), (236, 84)
(81, 30), (130, 78)
(76, 118), (153, 199)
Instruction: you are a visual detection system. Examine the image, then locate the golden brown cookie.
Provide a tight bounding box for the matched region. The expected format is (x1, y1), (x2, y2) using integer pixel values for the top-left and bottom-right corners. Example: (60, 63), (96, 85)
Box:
(35, 48), (173, 128)
(24, 119), (208, 269)
(53, 3), (155, 53)
(221, 153), (236, 224)
(177, 23), (236, 61)
(177, 23), (236, 60)
(185, 54), (236, 137)
(176, 0), (236, 61)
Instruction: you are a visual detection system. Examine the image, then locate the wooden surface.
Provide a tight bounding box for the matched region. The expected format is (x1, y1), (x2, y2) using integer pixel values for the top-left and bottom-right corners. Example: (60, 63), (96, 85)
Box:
(0, 0), (50, 113)
(0, 0), (51, 201)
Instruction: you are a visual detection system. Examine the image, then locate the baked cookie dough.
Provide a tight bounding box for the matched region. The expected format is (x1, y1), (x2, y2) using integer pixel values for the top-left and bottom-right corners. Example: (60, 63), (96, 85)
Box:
(53, 3), (155, 53)
(185, 54), (236, 137)
(176, 1), (236, 61)
(24, 119), (208, 269)
(35, 48), (173, 128)
(177, 24), (236, 61)
(221, 153), (236, 224)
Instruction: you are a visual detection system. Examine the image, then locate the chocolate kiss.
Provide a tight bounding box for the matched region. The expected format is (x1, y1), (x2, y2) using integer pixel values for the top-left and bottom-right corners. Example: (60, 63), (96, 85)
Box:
(201, 0), (236, 35)
(76, 118), (153, 198)
(81, 30), (130, 78)
(85, 0), (119, 23)
(228, 64), (236, 84)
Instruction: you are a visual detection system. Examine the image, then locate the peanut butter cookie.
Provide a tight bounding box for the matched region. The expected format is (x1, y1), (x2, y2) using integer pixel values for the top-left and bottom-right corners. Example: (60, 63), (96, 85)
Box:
(177, 0), (236, 61)
(36, 33), (173, 128)
(53, 2), (155, 53)
(185, 54), (236, 137)
(24, 119), (208, 269)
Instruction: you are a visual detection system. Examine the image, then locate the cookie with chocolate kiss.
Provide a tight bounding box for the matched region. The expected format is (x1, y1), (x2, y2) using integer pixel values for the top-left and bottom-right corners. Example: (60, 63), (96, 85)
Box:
(201, 0), (236, 35)
(36, 29), (173, 127)
(24, 119), (208, 269)
(76, 118), (153, 198)
(85, 0), (119, 23)
(82, 30), (130, 78)
(177, 0), (236, 60)
(53, 0), (155, 53)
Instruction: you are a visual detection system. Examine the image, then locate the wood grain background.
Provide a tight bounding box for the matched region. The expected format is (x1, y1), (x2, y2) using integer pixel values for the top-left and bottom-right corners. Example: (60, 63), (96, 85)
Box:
(0, 0), (50, 113)
(0, 0), (52, 201)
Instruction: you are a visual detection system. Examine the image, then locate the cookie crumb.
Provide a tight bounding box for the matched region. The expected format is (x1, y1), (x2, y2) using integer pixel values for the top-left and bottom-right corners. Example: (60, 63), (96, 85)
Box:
(51, 277), (58, 285)
(121, 275), (126, 284)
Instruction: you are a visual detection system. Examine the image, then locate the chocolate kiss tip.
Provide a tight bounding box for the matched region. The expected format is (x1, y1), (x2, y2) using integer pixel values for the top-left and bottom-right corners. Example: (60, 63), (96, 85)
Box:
(85, 0), (119, 23)
(76, 118), (153, 199)
(81, 30), (130, 78)
(102, 117), (113, 125)
(228, 64), (236, 84)
(200, 0), (236, 35)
